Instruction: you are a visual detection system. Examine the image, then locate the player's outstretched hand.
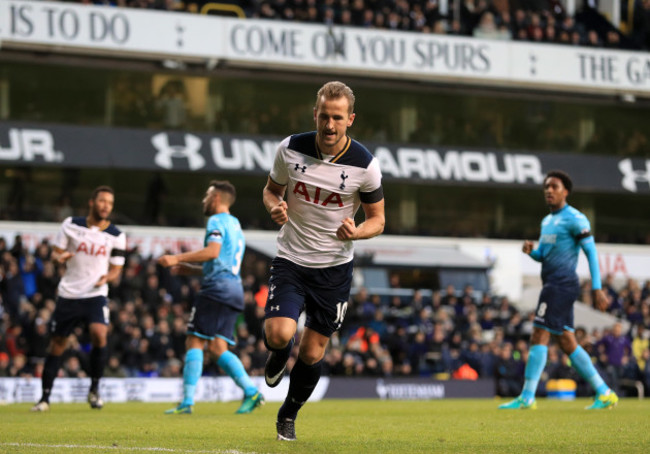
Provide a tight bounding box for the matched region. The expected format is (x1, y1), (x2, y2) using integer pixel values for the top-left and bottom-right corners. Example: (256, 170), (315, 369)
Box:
(593, 289), (609, 312)
(336, 218), (357, 241)
(158, 255), (179, 268)
(270, 201), (289, 225)
(522, 240), (534, 254)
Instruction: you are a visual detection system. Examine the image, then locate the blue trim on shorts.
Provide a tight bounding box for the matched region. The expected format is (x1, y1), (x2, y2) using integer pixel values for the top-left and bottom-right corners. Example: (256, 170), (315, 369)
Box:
(186, 331), (236, 345)
(215, 334), (235, 346)
(187, 330), (214, 340)
(533, 322), (564, 336)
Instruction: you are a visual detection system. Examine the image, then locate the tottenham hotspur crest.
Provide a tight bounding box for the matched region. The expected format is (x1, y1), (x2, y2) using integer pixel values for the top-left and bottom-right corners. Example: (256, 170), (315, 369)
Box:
(339, 170), (349, 190)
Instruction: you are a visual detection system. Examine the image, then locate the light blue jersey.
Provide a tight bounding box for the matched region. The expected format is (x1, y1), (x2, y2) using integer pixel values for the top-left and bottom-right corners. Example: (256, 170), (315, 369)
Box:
(529, 204), (601, 289)
(202, 213), (245, 284)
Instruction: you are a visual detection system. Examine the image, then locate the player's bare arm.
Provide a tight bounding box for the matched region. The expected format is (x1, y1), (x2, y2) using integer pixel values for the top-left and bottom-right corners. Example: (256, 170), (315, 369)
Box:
(336, 199), (385, 241)
(52, 246), (74, 264)
(95, 264), (123, 287)
(157, 242), (221, 268)
(522, 240), (534, 254)
(172, 262), (204, 276)
(263, 177), (288, 226)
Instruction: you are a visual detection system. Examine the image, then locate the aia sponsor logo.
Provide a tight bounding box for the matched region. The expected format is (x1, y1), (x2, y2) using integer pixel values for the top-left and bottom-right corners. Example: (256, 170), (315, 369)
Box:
(76, 242), (108, 256)
(293, 182), (343, 207)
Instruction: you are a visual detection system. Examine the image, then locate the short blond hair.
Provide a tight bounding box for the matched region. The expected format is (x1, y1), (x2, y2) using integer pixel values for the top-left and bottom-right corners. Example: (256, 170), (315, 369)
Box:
(315, 81), (355, 114)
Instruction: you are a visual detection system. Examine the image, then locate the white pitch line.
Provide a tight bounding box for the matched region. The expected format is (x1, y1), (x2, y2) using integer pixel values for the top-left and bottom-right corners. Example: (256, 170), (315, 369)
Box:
(0, 443), (262, 454)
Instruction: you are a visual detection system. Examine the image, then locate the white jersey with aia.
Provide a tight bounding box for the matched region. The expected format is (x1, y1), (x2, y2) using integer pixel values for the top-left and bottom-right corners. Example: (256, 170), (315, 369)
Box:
(54, 216), (127, 299)
(270, 132), (383, 268)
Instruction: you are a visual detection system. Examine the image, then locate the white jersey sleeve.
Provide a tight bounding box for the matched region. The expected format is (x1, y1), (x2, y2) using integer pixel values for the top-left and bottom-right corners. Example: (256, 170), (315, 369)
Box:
(360, 158), (383, 195)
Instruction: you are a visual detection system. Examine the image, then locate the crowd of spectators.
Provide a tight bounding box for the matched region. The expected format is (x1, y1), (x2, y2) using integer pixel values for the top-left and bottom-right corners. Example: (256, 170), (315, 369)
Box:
(86, 0), (650, 51)
(1, 235), (649, 398)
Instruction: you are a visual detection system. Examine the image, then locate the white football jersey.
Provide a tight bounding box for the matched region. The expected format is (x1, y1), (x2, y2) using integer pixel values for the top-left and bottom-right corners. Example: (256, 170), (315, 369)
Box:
(270, 132), (383, 268)
(54, 217), (127, 299)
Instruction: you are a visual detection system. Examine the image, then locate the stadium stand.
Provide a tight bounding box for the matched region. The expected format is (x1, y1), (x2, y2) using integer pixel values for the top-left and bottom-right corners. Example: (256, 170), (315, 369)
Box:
(1, 236), (648, 398)
(0, 0), (648, 403)
(84, 0), (650, 51)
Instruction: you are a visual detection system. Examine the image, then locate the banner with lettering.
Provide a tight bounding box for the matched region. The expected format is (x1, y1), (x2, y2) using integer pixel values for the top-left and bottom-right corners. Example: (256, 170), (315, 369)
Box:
(0, 376), (327, 403)
(1, 1), (649, 95)
(1, 121), (649, 193)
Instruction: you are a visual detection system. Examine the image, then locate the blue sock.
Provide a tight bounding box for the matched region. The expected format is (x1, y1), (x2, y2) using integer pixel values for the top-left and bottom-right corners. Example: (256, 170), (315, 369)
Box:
(217, 350), (258, 397)
(182, 348), (203, 406)
(521, 344), (548, 401)
(569, 345), (609, 395)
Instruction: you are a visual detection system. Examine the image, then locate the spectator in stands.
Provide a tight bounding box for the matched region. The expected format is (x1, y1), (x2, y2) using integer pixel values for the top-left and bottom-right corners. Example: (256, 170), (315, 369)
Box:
(28, 316), (50, 361)
(475, 11), (511, 39)
(104, 354), (128, 378)
(496, 296), (516, 326)
(619, 353), (642, 396)
(386, 325), (410, 371)
(408, 330), (430, 374)
(427, 323), (451, 374)
(155, 80), (188, 130)
(5, 324), (28, 358)
(642, 349), (650, 394)
(605, 30), (621, 47)
(641, 280), (650, 300)
(1, 221), (647, 401)
(441, 284), (456, 306)
(1, 259), (24, 322)
(63, 356), (86, 378)
(495, 343), (522, 397)
(633, 0), (650, 50)
(0, 351), (10, 377)
(57, 0), (650, 51)
(545, 24), (557, 42)
(386, 295), (413, 327)
(597, 321), (632, 392)
(160, 357), (182, 378)
(586, 29), (602, 46)
(571, 30), (583, 45)
(9, 353), (30, 377)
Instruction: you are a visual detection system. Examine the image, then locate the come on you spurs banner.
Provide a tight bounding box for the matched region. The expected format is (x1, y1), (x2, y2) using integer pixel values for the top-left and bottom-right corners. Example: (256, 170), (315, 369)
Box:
(1, 1), (650, 95)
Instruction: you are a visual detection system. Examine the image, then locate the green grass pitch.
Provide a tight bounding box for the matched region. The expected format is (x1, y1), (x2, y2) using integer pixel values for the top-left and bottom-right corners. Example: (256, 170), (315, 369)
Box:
(1, 398), (648, 453)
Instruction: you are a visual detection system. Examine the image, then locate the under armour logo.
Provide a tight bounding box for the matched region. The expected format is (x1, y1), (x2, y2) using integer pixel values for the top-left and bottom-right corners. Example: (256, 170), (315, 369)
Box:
(294, 163), (307, 173)
(619, 159), (650, 193)
(339, 170), (349, 190)
(269, 305), (280, 312)
(152, 132), (205, 170)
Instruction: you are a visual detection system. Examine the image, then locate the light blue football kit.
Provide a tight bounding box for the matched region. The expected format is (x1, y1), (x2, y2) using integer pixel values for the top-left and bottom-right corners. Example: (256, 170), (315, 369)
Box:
(500, 204), (616, 410)
(169, 212), (261, 414)
(529, 204), (601, 334)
